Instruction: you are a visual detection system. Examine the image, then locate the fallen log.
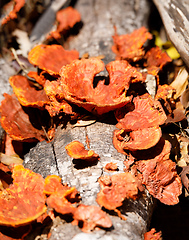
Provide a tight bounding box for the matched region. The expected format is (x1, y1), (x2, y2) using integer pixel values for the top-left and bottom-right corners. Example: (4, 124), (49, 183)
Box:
(24, 0), (155, 239)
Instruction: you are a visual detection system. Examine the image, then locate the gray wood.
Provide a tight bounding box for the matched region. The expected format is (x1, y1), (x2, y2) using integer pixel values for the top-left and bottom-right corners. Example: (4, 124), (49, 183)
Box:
(0, 58), (15, 151)
(24, 123), (154, 240)
(69, 0), (152, 66)
(153, 0), (189, 68)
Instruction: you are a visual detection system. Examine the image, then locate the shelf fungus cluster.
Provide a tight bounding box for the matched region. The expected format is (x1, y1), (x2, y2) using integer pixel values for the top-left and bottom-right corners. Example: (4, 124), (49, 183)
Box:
(45, 58), (143, 115)
(0, 165), (112, 233)
(0, 25), (184, 237)
(113, 94), (182, 205)
(113, 95), (167, 152)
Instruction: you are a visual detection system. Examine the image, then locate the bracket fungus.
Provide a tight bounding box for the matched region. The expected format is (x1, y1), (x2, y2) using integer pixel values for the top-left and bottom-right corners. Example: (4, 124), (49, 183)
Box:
(144, 228), (162, 240)
(27, 71), (47, 87)
(57, 58), (142, 115)
(65, 141), (99, 160)
(28, 44), (79, 76)
(46, 187), (78, 216)
(132, 139), (182, 205)
(112, 26), (152, 61)
(44, 80), (75, 117)
(116, 95), (167, 130)
(113, 95), (167, 152)
(0, 165), (47, 227)
(47, 6), (81, 40)
(9, 75), (49, 108)
(104, 162), (118, 172)
(113, 126), (162, 152)
(144, 46), (172, 76)
(1, 0), (25, 25)
(44, 175), (64, 195)
(0, 94), (47, 142)
(96, 172), (139, 210)
(73, 204), (112, 232)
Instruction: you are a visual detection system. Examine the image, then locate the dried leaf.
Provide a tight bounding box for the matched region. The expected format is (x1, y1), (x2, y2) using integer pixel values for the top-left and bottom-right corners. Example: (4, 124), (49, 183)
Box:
(180, 166), (189, 191)
(12, 29), (32, 58)
(0, 153), (23, 166)
(0, 165), (46, 227)
(171, 67), (188, 99)
(96, 172), (139, 210)
(28, 44), (79, 76)
(73, 204), (112, 232)
(155, 84), (186, 123)
(72, 119), (96, 128)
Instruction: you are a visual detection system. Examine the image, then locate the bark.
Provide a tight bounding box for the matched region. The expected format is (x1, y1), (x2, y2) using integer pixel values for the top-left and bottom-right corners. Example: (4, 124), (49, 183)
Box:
(69, 0), (152, 66)
(152, 0), (189, 68)
(0, 58), (15, 151)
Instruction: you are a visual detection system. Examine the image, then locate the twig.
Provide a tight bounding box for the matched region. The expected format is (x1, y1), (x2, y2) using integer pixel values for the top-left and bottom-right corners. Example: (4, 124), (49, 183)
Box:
(11, 47), (43, 88)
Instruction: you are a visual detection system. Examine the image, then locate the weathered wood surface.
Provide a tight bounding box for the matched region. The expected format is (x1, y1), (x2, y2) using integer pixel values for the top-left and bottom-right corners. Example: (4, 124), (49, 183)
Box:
(23, 0), (155, 239)
(152, 0), (189, 68)
(69, 0), (152, 66)
(25, 122), (154, 240)
(0, 58), (15, 150)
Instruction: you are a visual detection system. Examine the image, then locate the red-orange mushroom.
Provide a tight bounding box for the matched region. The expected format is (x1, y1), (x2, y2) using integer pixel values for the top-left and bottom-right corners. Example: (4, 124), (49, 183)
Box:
(113, 127), (162, 152)
(116, 95), (167, 130)
(59, 58), (142, 115)
(96, 172), (139, 210)
(112, 27), (152, 61)
(44, 80), (76, 117)
(44, 175), (64, 195)
(0, 165), (47, 227)
(47, 6), (81, 40)
(145, 46), (172, 75)
(144, 228), (162, 240)
(0, 94), (47, 142)
(9, 75), (49, 108)
(133, 139), (182, 205)
(65, 141), (99, 160)
(1, 0), (25, 25)
(46, 187), (77, 215)
(104, 162), (118, 172)
(28, 44), (79, 76)
(27, 71), (47, 87)
(136, 158), (182, 205)
(73, 204), (112, 232)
